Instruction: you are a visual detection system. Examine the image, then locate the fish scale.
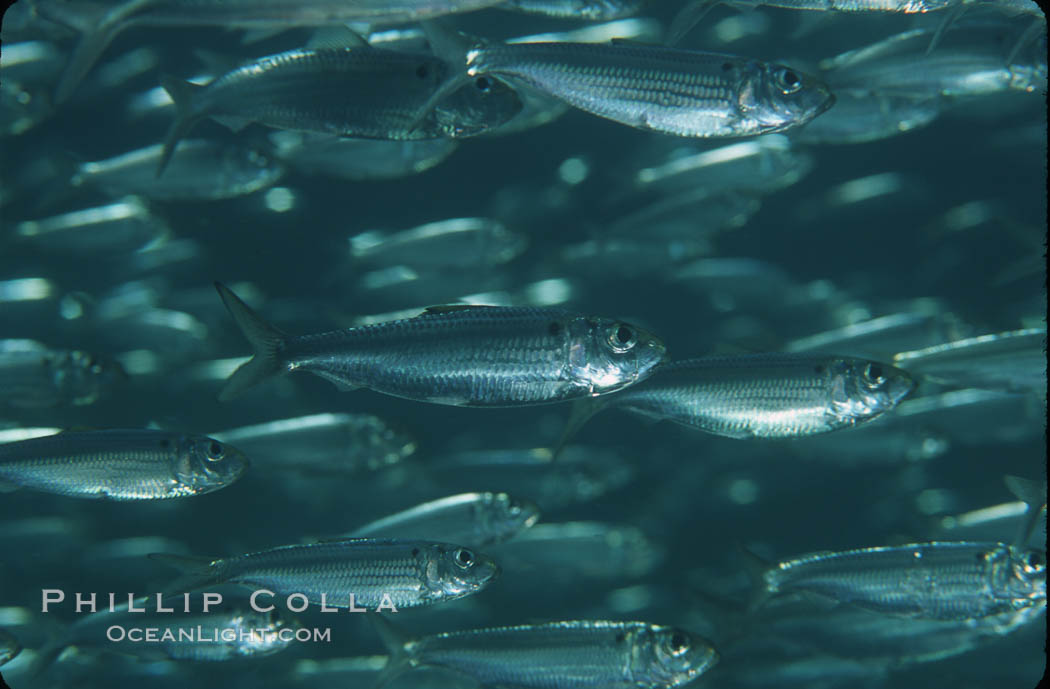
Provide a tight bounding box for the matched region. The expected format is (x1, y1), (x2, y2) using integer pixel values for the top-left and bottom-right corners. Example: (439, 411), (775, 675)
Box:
(0, 429), (246, 500)
(467, 42), (834, 137)
(215, 283), (667, 406)
(765, 542), (1047, 621)
(378, 619), (719, 688)
(155, 539), (500, 609)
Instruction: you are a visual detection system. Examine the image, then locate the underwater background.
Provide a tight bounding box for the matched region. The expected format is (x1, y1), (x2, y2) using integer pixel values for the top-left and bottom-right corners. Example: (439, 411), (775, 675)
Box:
(0, 1), (1046, 687)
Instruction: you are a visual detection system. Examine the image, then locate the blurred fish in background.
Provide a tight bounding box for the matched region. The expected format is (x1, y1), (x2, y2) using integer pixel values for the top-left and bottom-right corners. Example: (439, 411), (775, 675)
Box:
(0, 0), (1045, 688)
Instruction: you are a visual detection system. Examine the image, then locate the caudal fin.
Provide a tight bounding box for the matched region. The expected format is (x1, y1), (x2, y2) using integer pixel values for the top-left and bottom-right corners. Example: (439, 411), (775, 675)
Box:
(368, 614), (415, 689)
(1005, 474), (1047, 547)
(37, 0), (131, 103)
(148, 552), (223, 594)
(214, 282), (288, 401)
(157, 76), (206, 177)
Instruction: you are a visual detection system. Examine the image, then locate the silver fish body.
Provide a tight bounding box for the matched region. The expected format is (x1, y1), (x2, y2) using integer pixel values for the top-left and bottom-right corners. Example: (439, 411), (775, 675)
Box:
(39, 0), (508, 102)
(467, 42), (834, 137)
(153, 539), (499, 609)
(572, 354), (915, 441)
(73, 140), (285, 201)
(499, 0), (645, 20)
(348, 492), (541, 548)
(0, 429), (247, 500)
(378, 618), (719, 688)
(49, 601), (292, 663)
(215, 283), (667, 406)
(159, 47), (522, 174)
(764, 542), (1047, 621)
(0, 340), (125, 409)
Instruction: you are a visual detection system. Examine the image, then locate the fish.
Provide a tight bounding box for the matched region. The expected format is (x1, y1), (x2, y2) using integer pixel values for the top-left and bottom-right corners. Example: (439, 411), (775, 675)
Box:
(893, 328), (1047, 396)
(268, 132), (458, 181)
(213, 281), (667, 406)
(753, 541), (1047, 621)
(35, 0), (509, 102)
(345, 492), (541, 548)
(0, 340), (126, 409)
(349, 217), (527, 270)
(158, 44), (522, 175)
(13, 196), (170, 254)
(34, 598), (293, 670)
(210, 413), (416, 475)
(71, 140), (285, 201)
(558, 354), (916, 447)
(790, 90), (942, 145)
(464, 41), (835, 137)
(498, 0), (645, 20)
(632, 135), (814, 195)
(150, 539), (500, 609)
(370, 615), (719, 688)
(0, 429), (247, 500)
(820, 26), (1049, 99)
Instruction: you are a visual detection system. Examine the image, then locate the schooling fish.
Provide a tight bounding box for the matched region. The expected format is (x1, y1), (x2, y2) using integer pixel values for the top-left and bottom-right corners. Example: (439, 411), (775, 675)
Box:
(753, 541), (1046, 621)
(158, 44), (521, 176)
(464, 41), (834, 137)
(0, 429), (247, 500)
(213, 282), (667, 406)
(370, 615), (719, 688)
(557, 353), (915, 448)
(151, 539), (500, 609)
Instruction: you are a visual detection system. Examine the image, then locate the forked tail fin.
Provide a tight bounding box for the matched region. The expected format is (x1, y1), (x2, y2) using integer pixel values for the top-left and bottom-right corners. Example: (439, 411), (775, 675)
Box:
(213, 282), (289, 401)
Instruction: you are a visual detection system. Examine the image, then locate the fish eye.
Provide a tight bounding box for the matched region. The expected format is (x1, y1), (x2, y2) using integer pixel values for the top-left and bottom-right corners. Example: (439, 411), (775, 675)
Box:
(863, 363), (886, 387)
(206, 441), (226, 461)
(475, 76), (492, 92)
(416, 64), (429, 79)
(454, 548), (475, 568)
(669, 630), (690, 655)
(507, 499), (522, 516)
(1025, 551), (1046, 570)
(775, 68), (802, 94)
(605, 323), (638, 354)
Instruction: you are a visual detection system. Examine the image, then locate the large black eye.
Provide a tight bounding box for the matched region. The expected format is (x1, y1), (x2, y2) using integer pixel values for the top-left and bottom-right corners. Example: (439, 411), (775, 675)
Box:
(606, 324), (637, 353)
(864, 363), (886, 387)
(669, 630), (690, 654)
(455, 548), (474, 568)
(1025, 551), (1046, 569)
(475, 76), (492, 92)
(207, 441), (226, 461)
(776, 68), (802, 94)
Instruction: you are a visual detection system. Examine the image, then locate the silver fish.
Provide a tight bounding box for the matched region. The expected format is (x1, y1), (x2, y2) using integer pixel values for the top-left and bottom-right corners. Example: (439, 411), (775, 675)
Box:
(893, 328), (1046, 395)
(632, 135), (814, 195)
(371, 616), (719, 688)
(757, 541), (1047, 621)
(150, 539), (500, 609)
(0, 429), (247, 500)
(0, 340), (126, 409)
(466, 42), (834, 137)
(72, 140), (285, 202)
(269, 132), (458, 181)
(13, 196), (169, 254)
(159, 47), (522, 175)
(36, 599), (292, 667)
(349, 217), (527, 270)
(499, 0), (645, 20)
(346, 492), (541, 548)
(211, 413), (416, 475)
(821, 26), (1048, 99)
(790, 90), (942, 145)
(36, 0), (508, 102)
(214, 282), (667, 406)
(560, 354), (915, 445)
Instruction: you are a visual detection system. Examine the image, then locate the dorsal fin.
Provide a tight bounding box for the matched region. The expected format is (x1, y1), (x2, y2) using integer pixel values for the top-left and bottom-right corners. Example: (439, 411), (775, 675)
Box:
(306, 26), (370, 51)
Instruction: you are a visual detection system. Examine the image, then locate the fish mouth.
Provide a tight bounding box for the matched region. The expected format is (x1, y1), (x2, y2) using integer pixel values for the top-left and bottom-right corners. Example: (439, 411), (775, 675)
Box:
(810, 89), (837, 121)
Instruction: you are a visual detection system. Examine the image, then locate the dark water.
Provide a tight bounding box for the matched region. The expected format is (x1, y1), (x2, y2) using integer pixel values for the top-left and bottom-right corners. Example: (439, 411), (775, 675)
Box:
(0, 2), (1046, 688)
